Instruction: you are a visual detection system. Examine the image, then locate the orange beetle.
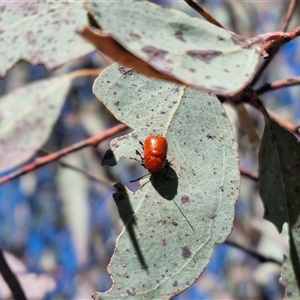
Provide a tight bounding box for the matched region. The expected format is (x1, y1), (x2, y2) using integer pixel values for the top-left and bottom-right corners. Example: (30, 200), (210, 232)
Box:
(143, 135), (168, 172)
(131, 136), (192, 230)
(130, 135), (168, 183)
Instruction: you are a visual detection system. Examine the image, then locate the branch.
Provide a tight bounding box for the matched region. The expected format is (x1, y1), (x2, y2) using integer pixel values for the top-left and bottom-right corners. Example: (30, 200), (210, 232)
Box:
(234, 103), (261, 148)
(229, 86), (271, 120)
(184, 0), (225, 29)
(67, 68), (102, 79)
(280, 0), (298, 32)
(231, 86), (300, 136)
(252, 76), (300, 136)
(268, 111), (300, 136)
(222, 87), (269, 147)
(240, 167), (258, 181)
(0, 124), (128, 185)
(0, 249), (27, 300)
(250, 0), (298, 86)
(225, 240), (282, 265)
(38, 150), (113, 188)
(259, 25), (300, 58)
(256, 77), (300, 95)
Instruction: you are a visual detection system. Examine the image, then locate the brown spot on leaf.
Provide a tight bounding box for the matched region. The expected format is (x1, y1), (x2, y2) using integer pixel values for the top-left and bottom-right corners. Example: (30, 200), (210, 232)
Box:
(186, 50), (222, 64)
(172, 280), (178, 287)
(129, 32), (141, 40)
(91, 2), (98, 9)
(174, 30), (186, 42)
(181, 195), (190, 204)
(210, 212), (216, 219)
(126, 288), (136, 296)
(26, 30), (37, 45)
(181, 246), (192, 259)
(142, 46), (168, 59)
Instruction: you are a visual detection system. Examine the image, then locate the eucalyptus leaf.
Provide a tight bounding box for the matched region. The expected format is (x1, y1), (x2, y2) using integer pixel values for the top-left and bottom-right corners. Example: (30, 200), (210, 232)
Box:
(259, 120), (300, 232)
(259, 119), (300, 295)
(0, 76), (71, 173)
(281, 256), (299, 300)
(92, 63), (240, 299)
(0, 1), (94, 77)
(86, 0), (261, 96)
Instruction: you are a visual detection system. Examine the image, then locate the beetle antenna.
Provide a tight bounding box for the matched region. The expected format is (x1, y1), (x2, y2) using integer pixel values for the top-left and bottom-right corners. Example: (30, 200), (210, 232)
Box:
(172, 200), (195, 232)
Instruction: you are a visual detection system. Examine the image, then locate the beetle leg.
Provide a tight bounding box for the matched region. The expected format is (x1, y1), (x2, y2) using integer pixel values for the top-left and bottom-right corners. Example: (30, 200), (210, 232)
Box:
(135, 150), (144, 161)
(129, 172), (150, 183)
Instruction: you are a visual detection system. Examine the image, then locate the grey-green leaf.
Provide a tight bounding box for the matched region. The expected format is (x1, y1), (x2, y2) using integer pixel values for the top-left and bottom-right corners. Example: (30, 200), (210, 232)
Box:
(0, 1), (94, 77)
(0, 76), (72, 173)
(86, 0), (261, 96)
(259, 119), (300, 296)
(92, 63), (240, 299)
(281, 256), (299, 299)
(259, 119), (300, 232)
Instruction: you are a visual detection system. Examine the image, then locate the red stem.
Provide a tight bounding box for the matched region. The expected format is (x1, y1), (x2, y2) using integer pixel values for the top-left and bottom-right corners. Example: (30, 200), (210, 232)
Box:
(0, 124), (128, 185)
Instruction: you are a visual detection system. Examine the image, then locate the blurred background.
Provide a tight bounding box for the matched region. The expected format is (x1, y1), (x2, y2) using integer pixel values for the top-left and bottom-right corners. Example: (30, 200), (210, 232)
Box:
(0, 1), (299, 299)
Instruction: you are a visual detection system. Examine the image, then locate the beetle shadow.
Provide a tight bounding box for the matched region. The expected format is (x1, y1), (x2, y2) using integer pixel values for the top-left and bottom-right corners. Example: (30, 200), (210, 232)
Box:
(149, 166), (196, 230)
(150, 163), (178, 200)
(112, 182), (148, 270)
